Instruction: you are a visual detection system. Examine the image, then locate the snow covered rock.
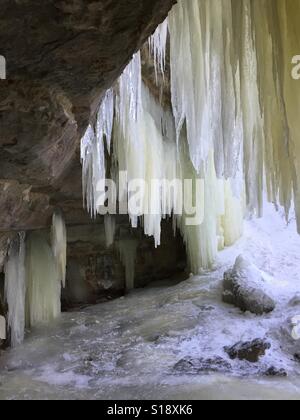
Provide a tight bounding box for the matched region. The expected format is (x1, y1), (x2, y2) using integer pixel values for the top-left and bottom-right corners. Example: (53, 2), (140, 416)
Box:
(288, 293), (300, 307)
(224, 339), (271, 363)
(173, 356), (232, 374)
(263, 366), (287, 377)
(222, 256), (276, 315)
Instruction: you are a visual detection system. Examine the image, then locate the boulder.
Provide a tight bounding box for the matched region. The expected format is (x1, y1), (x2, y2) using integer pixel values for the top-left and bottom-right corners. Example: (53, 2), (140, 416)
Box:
(224, 339), (271, 363)
(288, 293), (300, 307)
(223, 255), (276, 315)
(263, 366), (288, 377)
(173, 356), (232, 374)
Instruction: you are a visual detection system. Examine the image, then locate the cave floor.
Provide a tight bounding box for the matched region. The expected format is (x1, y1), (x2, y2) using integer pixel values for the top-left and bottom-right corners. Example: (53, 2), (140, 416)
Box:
(0, 203), (300, 400)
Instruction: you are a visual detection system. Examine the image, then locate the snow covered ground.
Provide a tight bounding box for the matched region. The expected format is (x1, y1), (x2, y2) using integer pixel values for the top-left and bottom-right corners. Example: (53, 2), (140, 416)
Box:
(0, 202), (300, 400)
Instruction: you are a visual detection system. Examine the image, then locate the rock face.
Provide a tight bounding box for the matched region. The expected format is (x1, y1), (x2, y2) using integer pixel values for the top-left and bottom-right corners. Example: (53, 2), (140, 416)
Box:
(223, 256), (276, 315)
(224, 339), (271, 363)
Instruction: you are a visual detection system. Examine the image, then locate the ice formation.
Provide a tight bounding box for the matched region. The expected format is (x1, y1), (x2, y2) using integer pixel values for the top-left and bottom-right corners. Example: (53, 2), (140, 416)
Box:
(104, 215), (116, 248)
(119, 239), (138, 290)
(81, 89), (114, 218)
(148, 19), (168, 83)
(51, 211), (67, 288)
(0, 315), (5, 340)
(167, 0), (300, 227)
(81, 0), (300, 274)
(81, 58), (244, 272)
(4, 233), (26, 347)
(26, 232), (61, 328)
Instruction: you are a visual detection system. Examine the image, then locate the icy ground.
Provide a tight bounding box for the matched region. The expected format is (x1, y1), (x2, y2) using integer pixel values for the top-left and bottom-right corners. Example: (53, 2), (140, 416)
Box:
(1, 203), (300, 400)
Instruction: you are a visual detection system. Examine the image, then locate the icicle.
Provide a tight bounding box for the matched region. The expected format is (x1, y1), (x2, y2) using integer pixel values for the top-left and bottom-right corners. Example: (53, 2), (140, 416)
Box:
(117, 52), (142, 141)
(25, 232), (61, 328)
(0, 315), (5, 341)
(148, 19), (169, 83)
(51, 210), (67, 288)
(97, 89), (114, 154)
(119, 239), (138, 290)
(81, 125), (98, 217)
(81, 90), (114, 217)
(4, 233), (26, 347)
(104, 215), (116, 248)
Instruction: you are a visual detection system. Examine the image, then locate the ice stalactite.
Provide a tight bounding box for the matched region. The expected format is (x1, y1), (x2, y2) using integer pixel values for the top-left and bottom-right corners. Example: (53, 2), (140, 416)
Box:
(97, 88), (114, 154)
(51, 211), (67, 288)
(113, 83), (180, 248)
(81, 125), (98, 218)
(0, 316), (5, 341)
(175, 139), (244, 272)
(251, 0), (300, 231)
(168, 0), (245, 180)
(149, 19), (169, 83)
(104, 215), (116, 248)
(117, 52), (142, 144)
(119, 239), (138, 290)
(81, 89), (114, 217)
(4, 215), (67, 344)
(4, 233), (26, 347)
(168, 0), (300, 229)
(26, 232), (61, 328)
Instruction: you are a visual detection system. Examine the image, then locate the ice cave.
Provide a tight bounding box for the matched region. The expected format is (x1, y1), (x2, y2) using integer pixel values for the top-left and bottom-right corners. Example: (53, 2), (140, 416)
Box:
(1, 0), (300, 401)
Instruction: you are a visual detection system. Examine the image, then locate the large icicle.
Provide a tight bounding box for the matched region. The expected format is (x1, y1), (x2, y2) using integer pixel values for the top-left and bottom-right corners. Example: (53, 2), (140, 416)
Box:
(81, 89), (114, 217)
(4, 233), (26, 347)
(25, 232), (61, 328)
(149, 19), (169, 83)
(0, 316), (5, 341)
(104, 215), (116, 248)
(119, 239), (138, 290)
(51, 211), (67, 288)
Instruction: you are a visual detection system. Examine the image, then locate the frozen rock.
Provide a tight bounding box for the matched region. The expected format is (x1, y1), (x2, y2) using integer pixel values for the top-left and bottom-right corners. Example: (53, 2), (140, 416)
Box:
(288, 293), (300, 307)
(173, 356), (232, 374)
(224, 339), (271, 363)
(222, 255), (276, 315)
(263, 366), (288, 377)
(294, 354), (300, 362)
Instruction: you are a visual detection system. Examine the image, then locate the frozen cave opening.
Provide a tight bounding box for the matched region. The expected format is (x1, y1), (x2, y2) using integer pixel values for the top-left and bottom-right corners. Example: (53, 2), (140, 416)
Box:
(62, 216), (188, 310)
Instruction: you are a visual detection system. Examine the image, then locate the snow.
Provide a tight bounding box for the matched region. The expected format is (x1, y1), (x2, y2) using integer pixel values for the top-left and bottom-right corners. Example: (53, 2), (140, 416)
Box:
(0, 203), (300, 400)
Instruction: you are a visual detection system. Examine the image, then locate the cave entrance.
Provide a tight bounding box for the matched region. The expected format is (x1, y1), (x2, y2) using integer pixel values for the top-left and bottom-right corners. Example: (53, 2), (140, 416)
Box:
(62, 217), (188, 310)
